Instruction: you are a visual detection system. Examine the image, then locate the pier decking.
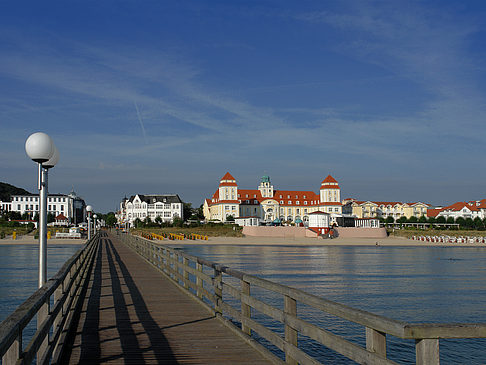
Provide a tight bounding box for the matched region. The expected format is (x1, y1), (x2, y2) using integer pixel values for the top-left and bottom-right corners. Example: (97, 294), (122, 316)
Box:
(63, 233), (272, 364)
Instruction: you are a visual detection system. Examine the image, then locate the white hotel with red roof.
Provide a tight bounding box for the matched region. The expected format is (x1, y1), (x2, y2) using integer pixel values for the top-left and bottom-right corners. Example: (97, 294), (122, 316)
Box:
(203, 172), (342, 225)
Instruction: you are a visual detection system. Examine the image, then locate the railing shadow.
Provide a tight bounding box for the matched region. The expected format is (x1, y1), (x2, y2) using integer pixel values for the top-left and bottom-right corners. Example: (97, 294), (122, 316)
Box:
(106, 238), (179, 364)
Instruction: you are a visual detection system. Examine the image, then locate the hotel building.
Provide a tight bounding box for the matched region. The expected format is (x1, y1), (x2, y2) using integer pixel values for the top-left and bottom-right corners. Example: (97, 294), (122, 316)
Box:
(342, 199), (429, 220)
(203, 172), (342, 225)
(118, 194), (184, 227)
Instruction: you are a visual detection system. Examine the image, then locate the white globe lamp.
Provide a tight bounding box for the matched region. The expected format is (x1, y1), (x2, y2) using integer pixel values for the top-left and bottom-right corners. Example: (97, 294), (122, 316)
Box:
(25, 132), (54, 163)
(43, 145), (59, 169)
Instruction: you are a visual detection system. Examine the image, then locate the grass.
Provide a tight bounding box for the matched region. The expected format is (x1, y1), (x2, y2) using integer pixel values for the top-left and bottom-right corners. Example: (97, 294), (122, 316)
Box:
(388, 228), (486, 239)
(132, 224), (243, 238)
(0, 226), (34, 238)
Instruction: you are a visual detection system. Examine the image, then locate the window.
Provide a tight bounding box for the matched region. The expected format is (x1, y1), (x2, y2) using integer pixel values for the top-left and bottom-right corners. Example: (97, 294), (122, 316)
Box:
(279, 195), (282, 198)
(17, 204), (21, 210)
(60, 205), (64, 211)
(280, 200), (283, 204)
(36, 205), (38, 210)
(295, 195), (298, 199)
(288, 201), (292, 204)
(303, 195), (306, 199)
(296, 201), (300, 205)
(246, 194), (249, 198)
(48, 205), (51, 210)
(304, 201), (308, 205)
(287, 195), (290, 199)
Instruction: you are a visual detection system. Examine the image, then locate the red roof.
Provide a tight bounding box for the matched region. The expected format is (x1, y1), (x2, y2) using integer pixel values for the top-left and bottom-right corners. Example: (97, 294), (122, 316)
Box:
(320, 184), (340, 190)
(55, 213), (67, 220)
(427, 209), (441, 217)
(321, 175), (338, 184)
(220, 172), (236, 181)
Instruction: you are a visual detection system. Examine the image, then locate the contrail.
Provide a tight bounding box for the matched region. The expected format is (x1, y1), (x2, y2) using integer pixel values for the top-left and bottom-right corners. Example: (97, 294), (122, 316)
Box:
(134, 101), (148, 144)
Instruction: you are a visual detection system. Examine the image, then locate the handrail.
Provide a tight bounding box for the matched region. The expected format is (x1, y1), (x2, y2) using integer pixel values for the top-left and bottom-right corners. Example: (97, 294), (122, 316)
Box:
(120, 233), (486, 365)
(0, 232), (100, 365)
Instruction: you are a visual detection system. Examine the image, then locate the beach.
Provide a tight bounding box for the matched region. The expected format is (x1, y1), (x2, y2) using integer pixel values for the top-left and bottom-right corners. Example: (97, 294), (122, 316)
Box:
(0, 235), (87, 245)
(4, 234), (485, 247)
(166, 235), (486, 247)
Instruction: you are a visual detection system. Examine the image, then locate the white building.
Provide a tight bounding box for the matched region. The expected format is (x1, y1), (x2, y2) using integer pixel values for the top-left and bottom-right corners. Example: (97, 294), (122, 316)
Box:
(4, 190), (86, 224)
(429, 200), (486, 221)
(118, 194), (184, 227)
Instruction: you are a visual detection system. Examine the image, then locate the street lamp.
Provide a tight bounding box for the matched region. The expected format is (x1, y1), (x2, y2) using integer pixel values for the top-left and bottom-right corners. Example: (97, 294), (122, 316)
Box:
(93, 214), (97, 236)
(86, 205), (93, 240)
(25, 132), (59, 288)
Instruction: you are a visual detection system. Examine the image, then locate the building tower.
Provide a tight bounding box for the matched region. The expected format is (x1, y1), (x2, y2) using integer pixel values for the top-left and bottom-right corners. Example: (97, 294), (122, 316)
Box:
(258, 175), (274, 198)
(320, 175), (340, 204)
(218, 172), (238, 201)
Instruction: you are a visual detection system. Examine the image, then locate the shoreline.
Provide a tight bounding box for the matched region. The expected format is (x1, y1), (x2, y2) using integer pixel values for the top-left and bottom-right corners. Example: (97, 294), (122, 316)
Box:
(158, 235), (486, 247)
(0, 236), (86, 245)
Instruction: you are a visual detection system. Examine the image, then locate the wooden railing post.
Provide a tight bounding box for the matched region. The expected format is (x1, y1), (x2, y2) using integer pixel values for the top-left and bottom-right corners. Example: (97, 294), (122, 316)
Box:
(196, 262), (203, 299)
(37, 297), (50, 362)
(366, 327), (386, 358)
(214, 267), (222, 316)
(284, 295), (298, 365)
(2, 330), (21, 365)
(415, 338), (439, 365)
(182, 257), (189, 288)
(241, 279), (251, 335)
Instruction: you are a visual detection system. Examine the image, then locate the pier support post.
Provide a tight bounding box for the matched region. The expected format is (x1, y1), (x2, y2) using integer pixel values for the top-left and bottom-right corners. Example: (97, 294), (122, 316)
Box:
(416, 339), (439, 365)
(366, 327), (386, 358)
(241, 280), (251, 335)
(284, 295), (298, 365)
(214, 267), (222, 316)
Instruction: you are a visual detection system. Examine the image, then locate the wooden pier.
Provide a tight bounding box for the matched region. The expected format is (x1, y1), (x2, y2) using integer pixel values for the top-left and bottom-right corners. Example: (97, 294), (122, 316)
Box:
(63, 233), (273, 364)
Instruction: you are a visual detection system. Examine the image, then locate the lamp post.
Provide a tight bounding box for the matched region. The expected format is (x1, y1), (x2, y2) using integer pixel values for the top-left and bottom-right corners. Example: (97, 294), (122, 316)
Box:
(93, 214), (97, 236)
(86, 205), (93, 240)
(25, 132), (59, 288)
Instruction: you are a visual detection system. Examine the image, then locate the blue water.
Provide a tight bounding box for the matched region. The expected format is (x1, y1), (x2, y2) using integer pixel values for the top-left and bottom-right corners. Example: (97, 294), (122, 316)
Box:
(178, 244), (486, 364)
(0, 244), (82, 323)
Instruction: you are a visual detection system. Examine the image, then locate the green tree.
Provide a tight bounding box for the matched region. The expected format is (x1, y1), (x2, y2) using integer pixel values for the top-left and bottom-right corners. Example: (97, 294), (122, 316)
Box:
(446, 217), (455, 224)
(105, 212), (117, 227)
(47, 212), (55, 224)
(133, 218), (142, 228)
(385, 216), (395, 224)
(455, 217), (466, 228)
(172, 216), (184, 227)
(436, 216), (446, 224)
(397, 216), (407, 224)
(408, 216), (418, 223)
(464, 218), (474, 229)
(226, 215), (235, 222)
(155, 216), (162, 225)
(418, 215), (428, 223)
(183, 202), (193, 222)
(473, 217), (484, 229)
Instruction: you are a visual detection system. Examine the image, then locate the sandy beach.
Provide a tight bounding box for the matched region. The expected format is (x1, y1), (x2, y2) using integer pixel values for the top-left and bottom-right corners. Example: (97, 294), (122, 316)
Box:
(166, 235), (486, 247)
(3, 234), (485, 248)
(0, 235), (87, 245)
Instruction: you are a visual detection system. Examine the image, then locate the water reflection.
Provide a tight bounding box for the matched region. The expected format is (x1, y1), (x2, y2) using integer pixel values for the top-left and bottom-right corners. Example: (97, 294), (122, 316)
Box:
(179, 244), (486, 364)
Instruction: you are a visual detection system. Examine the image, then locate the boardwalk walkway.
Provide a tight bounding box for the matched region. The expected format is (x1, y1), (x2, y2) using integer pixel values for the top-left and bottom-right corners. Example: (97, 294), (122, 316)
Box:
(63, 232), (272, 364)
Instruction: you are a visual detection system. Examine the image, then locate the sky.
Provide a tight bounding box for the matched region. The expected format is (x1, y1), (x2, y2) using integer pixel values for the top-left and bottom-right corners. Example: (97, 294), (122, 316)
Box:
(1, 0), (485, 213)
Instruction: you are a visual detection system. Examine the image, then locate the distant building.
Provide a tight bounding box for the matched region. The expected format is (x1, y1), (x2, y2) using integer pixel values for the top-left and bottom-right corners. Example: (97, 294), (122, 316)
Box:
(4, 189), (86, 224)
(428, 199), (486, 220)
(342, 199), (429, 220)
(203, 172), (343, 225)
(118, 194), (184, 227)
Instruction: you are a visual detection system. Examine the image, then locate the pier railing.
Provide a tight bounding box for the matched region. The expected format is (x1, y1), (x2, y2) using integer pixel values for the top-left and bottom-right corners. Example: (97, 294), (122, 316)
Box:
(121, 233), (486, 365)
(0, 233), (100, 365)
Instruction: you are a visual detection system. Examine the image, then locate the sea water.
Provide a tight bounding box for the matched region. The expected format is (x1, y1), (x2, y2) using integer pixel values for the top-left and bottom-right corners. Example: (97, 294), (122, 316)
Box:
(179, 244), (486, 364)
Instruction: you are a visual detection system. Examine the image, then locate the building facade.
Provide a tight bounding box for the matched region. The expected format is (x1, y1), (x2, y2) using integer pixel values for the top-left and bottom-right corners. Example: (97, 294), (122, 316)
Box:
(2, 189), (86, 224)
(203, 172), (343, 225)
(342, 199), (429, 220)
(118, 194), (184, 227)
(428, 200), (486, 220)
